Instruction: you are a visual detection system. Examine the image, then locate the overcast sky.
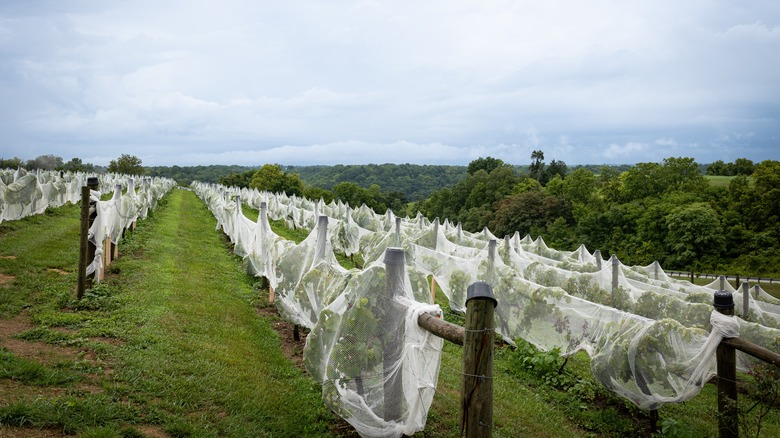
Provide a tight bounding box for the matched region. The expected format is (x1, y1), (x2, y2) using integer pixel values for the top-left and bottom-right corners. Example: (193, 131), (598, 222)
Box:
(1, 1), (778, 167)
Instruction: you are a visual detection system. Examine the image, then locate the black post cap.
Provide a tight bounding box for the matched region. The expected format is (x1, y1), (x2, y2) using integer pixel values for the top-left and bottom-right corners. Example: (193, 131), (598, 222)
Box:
(466, 281), (497, 308)
(87, 177), (99, 187)
(713, 290), (734, 309)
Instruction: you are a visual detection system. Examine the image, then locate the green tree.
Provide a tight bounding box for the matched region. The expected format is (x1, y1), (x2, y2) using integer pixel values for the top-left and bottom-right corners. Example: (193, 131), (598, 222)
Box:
(26, 154), (64, 171)
(730, 158), (756, 176)
(665, 203), (725, 273)
(63, 157), (95, 172)
(249, 164), (304, 196)
(467, 157), (504, 175)
(661, 157), (707, 193)
(543, 159), (568, 184)
(0, 157), (23, 169)
(707, 160), (728, 176)
(529, 150), (545, 181)
(108, 154), (144, 175)
(620, 162), (664, 201)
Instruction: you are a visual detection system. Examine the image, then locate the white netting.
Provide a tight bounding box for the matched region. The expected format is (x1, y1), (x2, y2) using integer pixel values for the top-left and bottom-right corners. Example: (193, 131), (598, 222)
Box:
(0, 169), (88, 223)
(192, 180), (780, 437)
(86, 175), (176, 279)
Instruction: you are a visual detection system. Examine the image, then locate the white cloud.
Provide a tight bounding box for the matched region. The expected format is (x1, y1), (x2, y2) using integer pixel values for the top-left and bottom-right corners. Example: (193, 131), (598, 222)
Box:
(1, 0), (778, 165)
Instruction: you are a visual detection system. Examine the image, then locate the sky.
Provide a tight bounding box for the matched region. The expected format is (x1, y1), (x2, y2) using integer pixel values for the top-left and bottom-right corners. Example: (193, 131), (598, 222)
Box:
(1, 0), (778, 167)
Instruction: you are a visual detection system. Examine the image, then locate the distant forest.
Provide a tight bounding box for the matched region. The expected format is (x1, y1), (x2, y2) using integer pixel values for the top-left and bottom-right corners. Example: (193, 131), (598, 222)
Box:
(146, 162), (632, 202)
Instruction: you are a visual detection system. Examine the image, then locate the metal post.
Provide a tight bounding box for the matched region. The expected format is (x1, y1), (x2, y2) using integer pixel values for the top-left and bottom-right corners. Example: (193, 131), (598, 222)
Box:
(714, 290), (737, 438)
(462, 281), (497, 437)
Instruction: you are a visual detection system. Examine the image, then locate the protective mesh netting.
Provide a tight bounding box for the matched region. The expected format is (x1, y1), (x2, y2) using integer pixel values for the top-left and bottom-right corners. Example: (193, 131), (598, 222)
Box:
(193, 181), (780, 437)
(1, 167), (176, 280)
(86, 175), (176, 280)
(0, 168), (87, 223)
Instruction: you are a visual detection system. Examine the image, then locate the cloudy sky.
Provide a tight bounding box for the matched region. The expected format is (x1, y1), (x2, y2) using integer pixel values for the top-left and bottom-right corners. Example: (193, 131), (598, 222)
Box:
(1, 1), (778, 167)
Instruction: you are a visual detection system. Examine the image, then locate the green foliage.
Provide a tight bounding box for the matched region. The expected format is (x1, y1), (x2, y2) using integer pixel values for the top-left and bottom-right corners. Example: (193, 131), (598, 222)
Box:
(108, 154), (144, 175)
(288, 162), (467, 201)
(249, 163), (304, 196)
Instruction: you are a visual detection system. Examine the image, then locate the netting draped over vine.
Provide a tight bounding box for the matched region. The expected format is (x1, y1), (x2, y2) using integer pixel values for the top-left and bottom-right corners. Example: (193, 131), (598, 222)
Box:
(0, 168), (87, 223)
(86, 175), (176, 279)
(192, 181), (780, 437)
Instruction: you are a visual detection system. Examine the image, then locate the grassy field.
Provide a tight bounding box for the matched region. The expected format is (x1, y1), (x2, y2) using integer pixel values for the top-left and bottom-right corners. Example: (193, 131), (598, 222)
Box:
(0, 190), (778, 437)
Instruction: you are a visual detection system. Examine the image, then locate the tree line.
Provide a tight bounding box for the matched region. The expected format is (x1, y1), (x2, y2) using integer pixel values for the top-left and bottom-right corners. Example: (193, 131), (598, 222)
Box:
(414, 153), (779, 277)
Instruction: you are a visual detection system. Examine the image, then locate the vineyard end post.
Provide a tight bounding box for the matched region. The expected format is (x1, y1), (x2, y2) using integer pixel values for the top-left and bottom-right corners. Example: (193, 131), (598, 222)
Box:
(461, 281), (496, 438)
(714, 289), (738, 438)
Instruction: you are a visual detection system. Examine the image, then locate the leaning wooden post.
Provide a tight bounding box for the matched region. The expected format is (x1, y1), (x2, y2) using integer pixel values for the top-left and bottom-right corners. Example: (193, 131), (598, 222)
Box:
(77, 177), (99, 298)
(461, 281), (497, 437)
(382, 248), (407, 423)
(714, 289), (738, 438)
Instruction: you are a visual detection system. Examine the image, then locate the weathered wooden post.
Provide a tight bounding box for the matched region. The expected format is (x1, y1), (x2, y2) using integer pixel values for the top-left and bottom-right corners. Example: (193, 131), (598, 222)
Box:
(594, 250), (602, 271)
(383, 248), (407, 423)
(741, 282), (750, 319)
(462, 281), (497, 437)
(314, 215), (328, 262)
(77, 177), (99, 299)
(653, 260), (660, 280)
(611, 255), (620, 293)
(395, 217), (402, 247)
(259, 201), (275, 305)
(431, 218), (440, 250)
(714, 289), (738, 438)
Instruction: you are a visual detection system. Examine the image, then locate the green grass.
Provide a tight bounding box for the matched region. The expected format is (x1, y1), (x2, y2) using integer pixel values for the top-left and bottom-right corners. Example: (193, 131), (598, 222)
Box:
(0, 189), (336, 436)
(706, 175), (738, 187)
(0, 348), (81, 386)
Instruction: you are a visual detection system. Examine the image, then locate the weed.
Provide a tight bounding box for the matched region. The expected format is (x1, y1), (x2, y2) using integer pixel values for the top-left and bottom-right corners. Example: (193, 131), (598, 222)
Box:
(0, 348), (81, 385)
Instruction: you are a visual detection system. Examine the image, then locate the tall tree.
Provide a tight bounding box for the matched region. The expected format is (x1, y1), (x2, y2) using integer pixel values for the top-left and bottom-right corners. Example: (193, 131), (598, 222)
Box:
(665, 203), (725, 274)
(249, 164), (304, 196)
(26, 154), (64, 170)
(467, 157), (504, 175)
(108, 154), (144, 175)
(529, 150), (545, 181)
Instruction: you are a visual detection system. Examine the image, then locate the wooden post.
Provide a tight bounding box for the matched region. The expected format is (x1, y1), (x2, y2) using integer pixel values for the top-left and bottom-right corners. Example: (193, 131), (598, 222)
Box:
(594, 250), (602, 271)
(86, 178), (99, 286)
(394, 217), (402, 247)
(741, 282), (750, 319)
(382, 248), (406, 423)
(461, 281), (497, 437)
(714, 289), (738, 438)
(653, 261), (660, 280)
(314, 215), (328, 262)
(77, 184), (91, 299)
(611, 255), (620, 294)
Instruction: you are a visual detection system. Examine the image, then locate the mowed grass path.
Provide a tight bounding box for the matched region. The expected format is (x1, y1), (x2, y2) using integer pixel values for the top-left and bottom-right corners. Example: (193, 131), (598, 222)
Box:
(109, 188), (333, 436)
(0, 188), (334, 436)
